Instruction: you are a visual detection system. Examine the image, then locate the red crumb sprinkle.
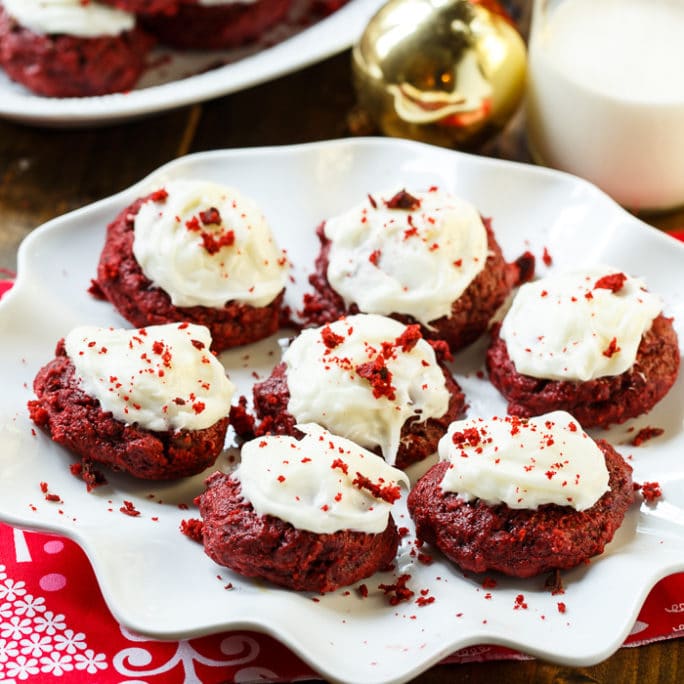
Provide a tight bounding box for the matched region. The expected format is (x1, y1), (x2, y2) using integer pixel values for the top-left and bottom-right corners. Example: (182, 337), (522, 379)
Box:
(352, 473), (402, 503)
(358, 584), (369, 598)
(120, 500), (141, 517)
(416, 595), (435, 607)
(632, 426), (664, 446)
(178, 503), (189, 510)
(149, 188), (168, 202)
(557, 602), (567, 614)
(369, 249), (382, 266)
(321, 325), (345, 349)
(39, 482), (61, 503)
(331, 458), (349, 475)
(482, 577), (497, 589)
(594, 272), (627, 292)
(542, 246), (553, 266)
(200, 228), (235, 255)
(378, 574), (414, 605)
(417, 552), (434, 566)
(514, 594), (528, 610)
(355, 354), (396, 400)
(398, 526), (410, 538)
(602, 337), (620, 358)
(180, 518), (204, 543)
(636, 481), (663, 502)
(452, 427), (481, 448)
(199, 207), (221, 225)
(394, 324), (422, 352)
(384, 189), (421, 211)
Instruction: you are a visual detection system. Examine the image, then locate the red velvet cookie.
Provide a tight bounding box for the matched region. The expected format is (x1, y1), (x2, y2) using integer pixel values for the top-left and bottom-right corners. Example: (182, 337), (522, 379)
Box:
(29, 340), (229, 480)
(0, 5), (154, 97)
(303, 189), (533, 353)
(487, 314), (679, 428)
(91, 185), (287, 352)
(141, 0), (292, 50)
(408, 440), (634, 578)
(252, 315), (466, 469)
(197, 470), (401, 593)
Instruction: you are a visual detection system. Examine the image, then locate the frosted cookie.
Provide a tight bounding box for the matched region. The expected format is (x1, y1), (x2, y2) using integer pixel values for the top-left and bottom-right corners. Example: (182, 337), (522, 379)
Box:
(0, 0), (154, 97)
(198, 424), (409, 592)
(142, 0), (292, 50)
(252, 313), (466, 469)
(92, 180), (289, 352)
(303, 187), (529, 352)
(486, 267), (680, 427)
(408, 412), (635, 577)
(28, 323), (234, 479)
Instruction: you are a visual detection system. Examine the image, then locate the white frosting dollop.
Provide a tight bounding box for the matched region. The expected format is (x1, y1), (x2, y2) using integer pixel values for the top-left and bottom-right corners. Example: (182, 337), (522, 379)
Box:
(3, 0), (135, 38)
(283, 314), (451, 465)
(500, 266), (663, 381)
(132, 180), (288, 309)
(439, 411), (610, 511)
(234, 424), (409, 534)
(324, 188), (488, 326)
(65, 323), (234, 432)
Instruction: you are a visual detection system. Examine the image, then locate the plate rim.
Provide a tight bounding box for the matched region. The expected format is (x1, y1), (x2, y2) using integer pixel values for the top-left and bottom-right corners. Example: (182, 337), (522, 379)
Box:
(0, 0), (384, 127)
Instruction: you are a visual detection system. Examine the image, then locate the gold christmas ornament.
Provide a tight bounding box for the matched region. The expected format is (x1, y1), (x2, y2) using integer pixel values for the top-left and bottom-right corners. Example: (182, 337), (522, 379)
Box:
(352, 0), (527, 149)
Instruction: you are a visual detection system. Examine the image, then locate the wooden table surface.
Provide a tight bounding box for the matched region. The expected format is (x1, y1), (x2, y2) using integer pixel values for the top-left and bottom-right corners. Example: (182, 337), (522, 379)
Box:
(1, 49), (683, 684)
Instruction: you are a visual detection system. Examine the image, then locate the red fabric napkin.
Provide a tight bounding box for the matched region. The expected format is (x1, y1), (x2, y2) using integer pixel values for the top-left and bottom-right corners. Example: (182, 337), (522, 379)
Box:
(2, 231), (684, 683)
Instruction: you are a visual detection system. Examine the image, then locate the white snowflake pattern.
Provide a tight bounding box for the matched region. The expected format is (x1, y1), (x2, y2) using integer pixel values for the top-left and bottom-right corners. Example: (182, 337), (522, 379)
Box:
(40, 651), (74, 676)
(13, 594), (46, 618)
(1, 542), (109, 680)
(20, 633), (53, 658)
(74, 649), (108, 674)
(5, 654), (39, 680)
(0, 579), (27, 602)
(0, 638), (19, 663)
(54, 629), (86, 654)
(1, 616), (32, 641)
(33, 611), (67, 635)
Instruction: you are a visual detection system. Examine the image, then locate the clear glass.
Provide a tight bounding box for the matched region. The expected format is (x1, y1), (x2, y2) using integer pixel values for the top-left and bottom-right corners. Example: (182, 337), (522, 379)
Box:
(526, 0), (684, 212)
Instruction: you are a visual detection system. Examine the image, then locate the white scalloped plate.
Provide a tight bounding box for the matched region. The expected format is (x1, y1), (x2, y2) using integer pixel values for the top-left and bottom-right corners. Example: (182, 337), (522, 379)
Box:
(1, 138), (683, 684)
(0, 0), (383, 127)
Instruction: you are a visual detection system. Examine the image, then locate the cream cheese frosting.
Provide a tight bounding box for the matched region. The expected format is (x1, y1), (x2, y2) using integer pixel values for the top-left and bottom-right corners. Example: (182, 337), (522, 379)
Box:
(439, 411), (610, 511)
(324, 188), (488, 326)
(234, 424), (409, 534)
(3, 0), (135, 38)
(282, 313), (451, 465)
(65, 323), (234, 432)
(499, 266), (663, 381)
(132, 180), (288, 309)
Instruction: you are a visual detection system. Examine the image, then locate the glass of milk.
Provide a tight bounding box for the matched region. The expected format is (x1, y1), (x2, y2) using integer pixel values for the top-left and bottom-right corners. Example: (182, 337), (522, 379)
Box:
(526, 0), (684, 212)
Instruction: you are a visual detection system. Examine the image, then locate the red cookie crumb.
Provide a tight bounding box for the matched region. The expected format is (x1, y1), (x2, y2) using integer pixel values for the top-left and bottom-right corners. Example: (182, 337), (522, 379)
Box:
(632, 426), (664, 446)
(180, 518), (204, 543)
(120, 500), (141, 517)
(378, 574), (415, 606)
(637, 481), (663, 502)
